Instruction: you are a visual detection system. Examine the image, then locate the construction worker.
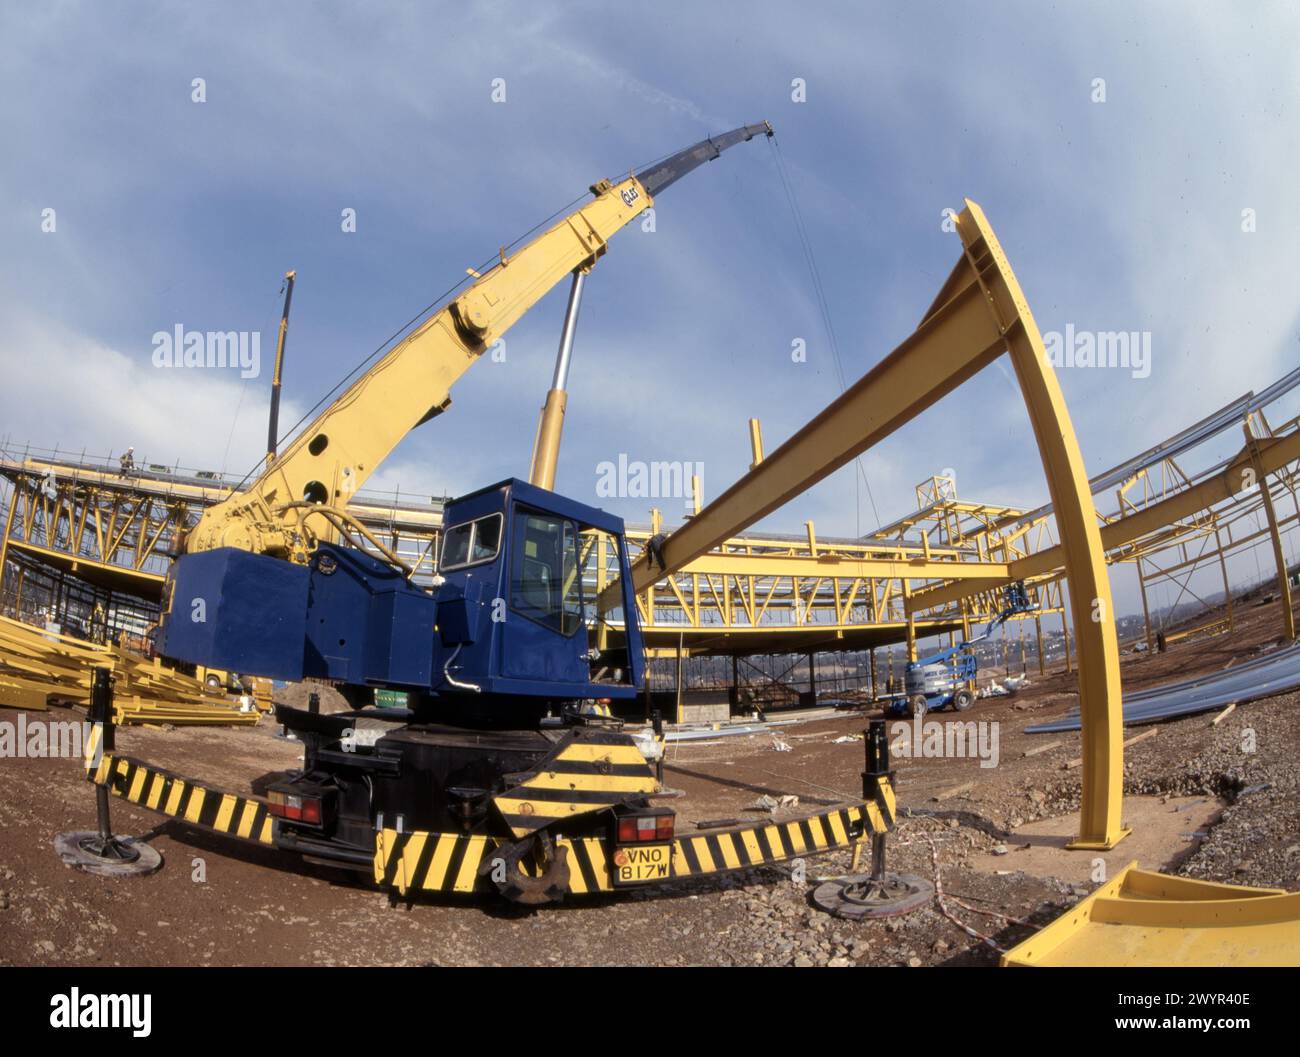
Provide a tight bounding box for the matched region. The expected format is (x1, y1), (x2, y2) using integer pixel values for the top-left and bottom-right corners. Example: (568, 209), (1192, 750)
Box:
(646, 532), (668, 572)
(119, 447), (135, 475)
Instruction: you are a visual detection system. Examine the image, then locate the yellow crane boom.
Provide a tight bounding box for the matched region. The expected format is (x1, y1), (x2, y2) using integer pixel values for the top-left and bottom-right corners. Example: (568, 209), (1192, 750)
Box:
(187, 122), (773, 560)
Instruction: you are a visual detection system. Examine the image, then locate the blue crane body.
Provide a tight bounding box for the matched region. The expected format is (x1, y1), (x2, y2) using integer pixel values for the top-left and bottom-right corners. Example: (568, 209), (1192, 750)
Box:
(155, 479), (672, 899)
(160, 478), (644, 707)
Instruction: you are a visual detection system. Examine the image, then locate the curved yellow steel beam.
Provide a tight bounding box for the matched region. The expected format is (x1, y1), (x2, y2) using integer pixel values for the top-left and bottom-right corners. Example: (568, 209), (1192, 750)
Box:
(954, 200), (1127, 849)
(602, 199), (1127, 849)
(1002, 862), (1300, 966)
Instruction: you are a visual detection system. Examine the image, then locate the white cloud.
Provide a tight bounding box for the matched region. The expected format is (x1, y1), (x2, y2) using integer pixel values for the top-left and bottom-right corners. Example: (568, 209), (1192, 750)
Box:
(0, 308), (295, 480)
(3, 0), (1299, 620)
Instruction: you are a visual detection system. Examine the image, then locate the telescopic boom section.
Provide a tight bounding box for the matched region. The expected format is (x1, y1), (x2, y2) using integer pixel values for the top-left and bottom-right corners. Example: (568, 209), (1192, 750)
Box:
(185, 122), (772, 560)
(636, 122), (773, 196)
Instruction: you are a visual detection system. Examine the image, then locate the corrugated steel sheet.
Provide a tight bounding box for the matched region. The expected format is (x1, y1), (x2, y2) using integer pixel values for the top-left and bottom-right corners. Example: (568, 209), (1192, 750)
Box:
(1026, 642), (1300, 732)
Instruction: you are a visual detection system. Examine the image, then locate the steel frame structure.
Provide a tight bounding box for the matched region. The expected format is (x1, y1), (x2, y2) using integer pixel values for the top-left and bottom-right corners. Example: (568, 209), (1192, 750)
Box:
(1118, 426), (1300, 650)
(0, 444), (1069, 661)
(599, 200), (1128, 849)
(910, 412), (1300, 652)
(0, 447), (447, 621)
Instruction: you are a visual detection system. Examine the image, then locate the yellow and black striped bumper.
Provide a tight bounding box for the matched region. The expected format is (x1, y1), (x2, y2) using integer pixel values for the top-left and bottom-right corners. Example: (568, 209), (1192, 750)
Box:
(376, 776), (895, 898)
(85, 743), (896, 904)
(89, 752), (275, 845)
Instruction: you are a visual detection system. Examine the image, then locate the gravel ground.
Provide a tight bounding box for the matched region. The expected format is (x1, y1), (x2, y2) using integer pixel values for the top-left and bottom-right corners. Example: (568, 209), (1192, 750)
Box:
(0, 596), (1296, 966)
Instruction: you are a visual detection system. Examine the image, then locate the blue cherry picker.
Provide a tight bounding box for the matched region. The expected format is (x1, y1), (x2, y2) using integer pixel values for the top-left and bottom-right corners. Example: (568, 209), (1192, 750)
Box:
(884, 581), (1032, 717)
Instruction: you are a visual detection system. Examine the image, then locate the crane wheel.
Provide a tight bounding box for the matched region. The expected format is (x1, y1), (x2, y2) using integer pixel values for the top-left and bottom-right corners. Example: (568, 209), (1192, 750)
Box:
(952, 689), (976, 712)
(485, 833), (570, 906)
(909, 694), (928, 716)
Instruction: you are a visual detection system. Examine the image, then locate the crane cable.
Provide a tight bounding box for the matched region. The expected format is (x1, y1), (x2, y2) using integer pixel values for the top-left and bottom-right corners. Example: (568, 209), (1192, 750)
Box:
(227, 137), (698, 494)
(227, 186), (601, 493)
(767, 134), (880, 535)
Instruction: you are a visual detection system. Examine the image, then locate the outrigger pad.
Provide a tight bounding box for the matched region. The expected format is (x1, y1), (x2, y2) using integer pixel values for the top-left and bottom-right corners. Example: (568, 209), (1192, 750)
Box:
(54, 831), (163, 878)
(811, 872), (933, 920)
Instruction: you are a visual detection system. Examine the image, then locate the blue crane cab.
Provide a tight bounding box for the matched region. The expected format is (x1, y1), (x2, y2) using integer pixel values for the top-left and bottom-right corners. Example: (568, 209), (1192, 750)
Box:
(157, 478), (646, 716)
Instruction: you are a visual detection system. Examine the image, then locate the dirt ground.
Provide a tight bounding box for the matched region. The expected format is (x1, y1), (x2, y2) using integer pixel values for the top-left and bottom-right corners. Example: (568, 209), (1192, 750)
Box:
(1, 594), (1296, 967)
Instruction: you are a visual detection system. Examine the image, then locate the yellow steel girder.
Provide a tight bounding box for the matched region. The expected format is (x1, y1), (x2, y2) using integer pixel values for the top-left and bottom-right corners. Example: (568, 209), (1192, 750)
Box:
(910, 428), (1300, 614)
(599, 199), (1127, 849)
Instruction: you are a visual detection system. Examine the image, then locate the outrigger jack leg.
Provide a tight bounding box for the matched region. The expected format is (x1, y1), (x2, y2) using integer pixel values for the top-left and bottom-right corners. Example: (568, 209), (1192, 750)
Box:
(55, 667), (163, 878)
(812, 720), (933, 920)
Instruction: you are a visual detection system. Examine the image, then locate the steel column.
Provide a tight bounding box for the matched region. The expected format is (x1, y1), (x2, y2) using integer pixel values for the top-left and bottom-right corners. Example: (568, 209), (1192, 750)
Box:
(955, 202), (1125, 848)
(1245, 426), (1297, 641)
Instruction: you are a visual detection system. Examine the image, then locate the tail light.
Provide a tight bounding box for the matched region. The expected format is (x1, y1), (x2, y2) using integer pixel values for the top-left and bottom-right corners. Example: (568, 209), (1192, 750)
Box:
(268, 789), (324, 825)
(616, 811), (674, 843)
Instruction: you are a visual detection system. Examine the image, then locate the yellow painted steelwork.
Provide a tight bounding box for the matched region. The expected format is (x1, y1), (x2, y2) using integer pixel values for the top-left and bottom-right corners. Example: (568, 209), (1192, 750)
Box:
(1, 614), (258, 725)
(1002, 862), (1300, 967)
(957, 203), (1124, 849)
(0, 451), (447, 600)
(600, 199), (1127, 848)
(910, 428), (1300, 616)
(1244, 421), (1297, 640)
(1, 445), (1067, 664)
(528, 387), (569, 492)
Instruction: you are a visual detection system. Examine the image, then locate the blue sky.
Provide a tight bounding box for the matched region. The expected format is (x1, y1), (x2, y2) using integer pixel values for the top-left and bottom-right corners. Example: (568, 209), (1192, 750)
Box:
(2, 1), (1298, 615)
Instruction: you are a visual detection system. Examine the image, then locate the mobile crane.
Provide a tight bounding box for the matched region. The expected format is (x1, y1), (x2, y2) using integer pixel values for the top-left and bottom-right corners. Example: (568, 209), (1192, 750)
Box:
(89, 122), (894, 904)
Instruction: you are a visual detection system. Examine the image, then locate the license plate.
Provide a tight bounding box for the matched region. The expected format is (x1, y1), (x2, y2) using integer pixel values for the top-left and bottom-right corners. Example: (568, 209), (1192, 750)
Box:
(612, 842), (672, 885)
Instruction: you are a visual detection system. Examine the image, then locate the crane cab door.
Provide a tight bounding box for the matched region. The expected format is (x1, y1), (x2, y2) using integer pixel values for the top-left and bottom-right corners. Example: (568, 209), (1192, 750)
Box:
(499, 506), (588, 686)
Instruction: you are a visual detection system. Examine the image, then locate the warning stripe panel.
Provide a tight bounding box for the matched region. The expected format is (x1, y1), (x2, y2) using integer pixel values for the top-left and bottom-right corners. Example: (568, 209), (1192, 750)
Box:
(552, 742), (652, 765)
(669, 801), (882, 881)
(523, 771), (657, 793)
(373, 827), (619, 897)
(544, 759), (655, 778)
(373, 797), (888, 898)
(85, 758), (896, 900)
(374, 828), (498, 896)
(883, 780), (897, 822)
(874, 777), (897, 829)
(82, 723), (102, 773)
(95, 754), (274, 845)
(494, 731), (658, 838)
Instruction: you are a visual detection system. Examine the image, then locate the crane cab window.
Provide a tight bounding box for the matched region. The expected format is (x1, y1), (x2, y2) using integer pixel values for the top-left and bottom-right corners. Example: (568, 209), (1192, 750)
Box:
(511, 512), (582, 635)
(439, 513), (502, 571)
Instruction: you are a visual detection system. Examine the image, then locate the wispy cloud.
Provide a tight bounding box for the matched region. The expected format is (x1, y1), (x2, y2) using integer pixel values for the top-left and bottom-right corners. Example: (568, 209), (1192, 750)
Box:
(2, 0), (1299, 616)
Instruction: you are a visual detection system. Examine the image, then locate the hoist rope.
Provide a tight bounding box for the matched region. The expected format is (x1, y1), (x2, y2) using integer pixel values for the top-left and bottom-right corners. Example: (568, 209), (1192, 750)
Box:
(226, 185), (600, 492)
(767, 135), (881, 535)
